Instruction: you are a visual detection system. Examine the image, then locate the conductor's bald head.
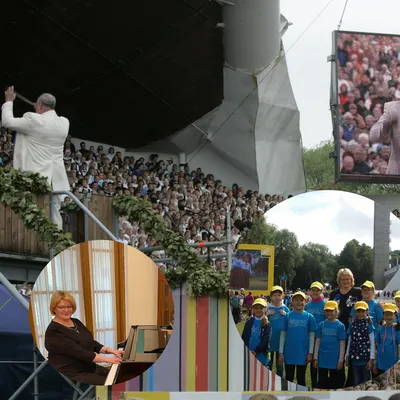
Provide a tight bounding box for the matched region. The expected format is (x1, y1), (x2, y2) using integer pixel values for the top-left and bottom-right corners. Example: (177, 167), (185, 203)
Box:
(35, 93), (56, 114)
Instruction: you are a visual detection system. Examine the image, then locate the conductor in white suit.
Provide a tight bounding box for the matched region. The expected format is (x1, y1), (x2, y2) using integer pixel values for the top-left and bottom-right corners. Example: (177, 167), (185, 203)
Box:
(1, 86), (69, 229)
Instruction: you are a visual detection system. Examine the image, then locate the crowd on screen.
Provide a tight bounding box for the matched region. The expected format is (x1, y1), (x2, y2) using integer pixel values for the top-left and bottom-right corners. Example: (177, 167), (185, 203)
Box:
(0, 129), (290, 267)
(337, 33), (400, 175)
(231, 268), (400, 389)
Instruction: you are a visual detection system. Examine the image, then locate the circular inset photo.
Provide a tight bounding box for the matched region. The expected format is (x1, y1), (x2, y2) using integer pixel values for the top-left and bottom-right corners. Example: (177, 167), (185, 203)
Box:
(29, 240), (174, 386)
(230, 190), (400, 390)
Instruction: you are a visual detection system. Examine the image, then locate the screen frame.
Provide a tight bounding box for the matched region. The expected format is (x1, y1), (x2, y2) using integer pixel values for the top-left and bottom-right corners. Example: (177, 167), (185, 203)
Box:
(333, 29), (400, 184)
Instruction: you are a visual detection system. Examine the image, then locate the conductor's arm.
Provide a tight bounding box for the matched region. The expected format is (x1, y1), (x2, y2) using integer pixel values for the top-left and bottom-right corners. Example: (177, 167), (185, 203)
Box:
(370, 103), (392, 143)
(1, 101), (33, 133)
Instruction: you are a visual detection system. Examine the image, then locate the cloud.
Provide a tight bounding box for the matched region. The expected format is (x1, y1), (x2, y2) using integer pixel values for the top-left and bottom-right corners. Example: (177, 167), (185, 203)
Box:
(264, 191), (400, 255)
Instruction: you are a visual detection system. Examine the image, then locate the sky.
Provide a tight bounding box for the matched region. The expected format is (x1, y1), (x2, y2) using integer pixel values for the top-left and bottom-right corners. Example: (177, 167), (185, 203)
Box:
(280, 0), (400, 149)
(265, 190), (400, 255)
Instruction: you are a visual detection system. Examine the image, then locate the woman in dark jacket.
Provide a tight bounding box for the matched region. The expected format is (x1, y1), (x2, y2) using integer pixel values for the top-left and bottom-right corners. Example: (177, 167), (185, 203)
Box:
(44, 291), (122, 385)
(329, 268), (362, 387)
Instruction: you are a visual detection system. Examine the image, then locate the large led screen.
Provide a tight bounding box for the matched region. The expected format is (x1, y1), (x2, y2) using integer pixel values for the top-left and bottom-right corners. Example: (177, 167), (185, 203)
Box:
(334, 30), (400, 183)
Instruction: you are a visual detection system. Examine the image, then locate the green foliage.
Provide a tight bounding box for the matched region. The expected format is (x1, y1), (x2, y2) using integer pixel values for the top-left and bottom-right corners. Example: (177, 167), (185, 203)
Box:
(0, 168), (75, 255)
(304, 140), (400, 194)
(113, 195), (229, 297)
(60, 202), (80, 212)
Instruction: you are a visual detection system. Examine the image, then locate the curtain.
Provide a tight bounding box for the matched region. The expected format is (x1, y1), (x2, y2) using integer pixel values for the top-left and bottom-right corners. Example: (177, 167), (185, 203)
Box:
(88, 240), (117, 350)
(31, 247), (84, 357)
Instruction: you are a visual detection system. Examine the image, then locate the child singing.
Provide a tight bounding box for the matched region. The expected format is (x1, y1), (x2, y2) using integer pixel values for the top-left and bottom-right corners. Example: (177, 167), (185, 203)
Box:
(346, 301), (375, 386)
(374, 303), (400, 376)
(313, 300), (346, 389)
(279, 291), (318, 386)
(242, 298), (271, 366)
(267, 285), (290, 377)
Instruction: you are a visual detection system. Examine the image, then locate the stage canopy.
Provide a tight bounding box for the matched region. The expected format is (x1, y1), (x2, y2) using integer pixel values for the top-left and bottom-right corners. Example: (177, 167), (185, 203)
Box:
(2, 0), (224, 149)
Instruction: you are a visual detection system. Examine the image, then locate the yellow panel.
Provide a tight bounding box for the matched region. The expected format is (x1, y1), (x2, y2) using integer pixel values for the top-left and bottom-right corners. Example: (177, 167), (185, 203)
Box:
(95, 386), (108, 400)
(186, 296), (197, 391)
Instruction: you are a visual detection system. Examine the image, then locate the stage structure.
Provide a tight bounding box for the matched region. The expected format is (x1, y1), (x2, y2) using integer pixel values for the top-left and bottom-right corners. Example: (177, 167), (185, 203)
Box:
(135, 0), (306, 195)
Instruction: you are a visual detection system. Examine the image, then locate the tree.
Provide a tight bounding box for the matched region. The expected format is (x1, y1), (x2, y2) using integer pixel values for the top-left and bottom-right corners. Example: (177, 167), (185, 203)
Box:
(242, 216), (277, 245)
(291, 243), (339, 289)
(303, 140), (400, 194)
(336, 239), (373, 287)
(273, 228), (303, 286)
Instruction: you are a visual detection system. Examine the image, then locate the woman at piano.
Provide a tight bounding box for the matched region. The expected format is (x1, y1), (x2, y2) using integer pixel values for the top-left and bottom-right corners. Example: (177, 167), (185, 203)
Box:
(44, 291), (123, 385)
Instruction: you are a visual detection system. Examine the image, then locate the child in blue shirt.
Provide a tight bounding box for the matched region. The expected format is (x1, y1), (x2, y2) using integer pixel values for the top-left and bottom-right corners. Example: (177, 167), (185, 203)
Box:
(266, 285), (290, 377)
(374, 303), (400, 376)
(350, 281), (383, 329)
(279, 291), (318, 387)
(346, 301), (375, 386)
(242, 298), (271, 366)
(305, 281), (327, 388)
(313, 300), (346, 389)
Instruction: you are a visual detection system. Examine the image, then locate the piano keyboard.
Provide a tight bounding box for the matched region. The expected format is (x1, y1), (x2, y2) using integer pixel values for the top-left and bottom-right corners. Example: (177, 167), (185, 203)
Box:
(104, 346), (124, 386)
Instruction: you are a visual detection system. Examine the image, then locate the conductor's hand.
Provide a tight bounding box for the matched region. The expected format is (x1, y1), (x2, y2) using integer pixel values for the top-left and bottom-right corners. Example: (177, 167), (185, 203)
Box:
(5, 86), (16, 102)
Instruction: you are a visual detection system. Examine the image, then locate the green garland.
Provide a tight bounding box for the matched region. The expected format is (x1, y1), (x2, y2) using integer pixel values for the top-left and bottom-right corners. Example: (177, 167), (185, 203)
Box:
(0, 168), (75, 255)
(0, 168), (230, 297)
(113, 195), (230, 297)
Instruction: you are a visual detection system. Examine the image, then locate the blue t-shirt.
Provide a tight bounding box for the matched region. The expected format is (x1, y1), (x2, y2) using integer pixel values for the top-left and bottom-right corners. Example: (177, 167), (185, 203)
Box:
(347, 320), (374, 366)
(267, 304), (290, 352)
(305, 298), (327, 325)
(316, 320), (347, 369)
(248, 318), (269, 366)
(350, 300), (383, 329)
(375, 325), (400, 371)
(282, 310), (317, 366)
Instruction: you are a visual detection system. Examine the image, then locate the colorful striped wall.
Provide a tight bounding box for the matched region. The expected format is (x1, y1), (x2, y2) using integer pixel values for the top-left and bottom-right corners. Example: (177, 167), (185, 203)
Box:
(96, 287), (302, 399)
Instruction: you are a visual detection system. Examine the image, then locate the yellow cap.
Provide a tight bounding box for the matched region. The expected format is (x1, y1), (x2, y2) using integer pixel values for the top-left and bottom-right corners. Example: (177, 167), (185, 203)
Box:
(361, 280), (375, 289)
(324, 300), (338, 311)
(383, 303), (397, 313)
(310, 281), (323, 290)
(271, 285), (284, 293)
(252, 298), (267, 308)
(292, 291), (307, 300)
(355, 301), (369, 311)
(394, 291), (400, 299)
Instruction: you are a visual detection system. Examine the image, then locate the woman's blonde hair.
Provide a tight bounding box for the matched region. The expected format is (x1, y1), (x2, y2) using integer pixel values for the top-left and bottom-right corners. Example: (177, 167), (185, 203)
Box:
(248, 395), (278, 400)
(49, 290), (77, 315)
(336, 268), (355, 287)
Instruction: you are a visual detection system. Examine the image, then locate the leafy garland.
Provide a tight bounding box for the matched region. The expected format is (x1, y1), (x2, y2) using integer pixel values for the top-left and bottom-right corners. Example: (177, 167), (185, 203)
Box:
(0, 168), (75, 255)
(0, 168), (230, 297)
(113, 195), (230, 297)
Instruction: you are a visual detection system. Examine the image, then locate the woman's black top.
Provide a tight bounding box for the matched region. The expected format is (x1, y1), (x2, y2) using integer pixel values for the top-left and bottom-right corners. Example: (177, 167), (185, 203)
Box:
(45, 318), (104, 377)
(329, 287), (362, 329)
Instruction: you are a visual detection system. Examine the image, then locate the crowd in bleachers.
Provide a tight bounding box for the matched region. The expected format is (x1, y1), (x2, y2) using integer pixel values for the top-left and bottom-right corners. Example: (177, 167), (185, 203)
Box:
(337, 33), (400, 175)
(0, 129), (289, 267)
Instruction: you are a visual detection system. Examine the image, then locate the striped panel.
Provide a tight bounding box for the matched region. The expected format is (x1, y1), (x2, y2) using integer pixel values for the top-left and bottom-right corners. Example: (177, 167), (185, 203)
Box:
(186, 294), (197, 391)
(217, 296), (228, 391)
(208, 296), (219, 391)
(196, 296), (209, 391)
(97, 287), (302, 398)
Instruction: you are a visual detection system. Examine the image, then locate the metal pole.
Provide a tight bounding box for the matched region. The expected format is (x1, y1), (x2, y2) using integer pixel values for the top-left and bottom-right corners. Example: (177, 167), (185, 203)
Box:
(49, 193), (55, 259)
(52, 191), (118, 241)
(0, 272), (29, 311)
(59, 374), (85, 397)
(151, 253), (228, 264)
(71, 381), (82, 400)
(8, 359), (48, 400)
(33, 348), (39, 400)
(226, 210), (232, 272)
(75, 385), (94, 400)
(83, 198), (89, 242)
(141, 239), (233, 253)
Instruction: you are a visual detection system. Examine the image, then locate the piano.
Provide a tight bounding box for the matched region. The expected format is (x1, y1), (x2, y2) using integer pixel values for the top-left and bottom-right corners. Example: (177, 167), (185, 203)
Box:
(104, 325), (172, 386)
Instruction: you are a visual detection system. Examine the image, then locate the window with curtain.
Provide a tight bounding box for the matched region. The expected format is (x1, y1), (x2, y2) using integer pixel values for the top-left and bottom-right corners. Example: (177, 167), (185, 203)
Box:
(31, 247), (84, 357)
(88, 240), (117, 348)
